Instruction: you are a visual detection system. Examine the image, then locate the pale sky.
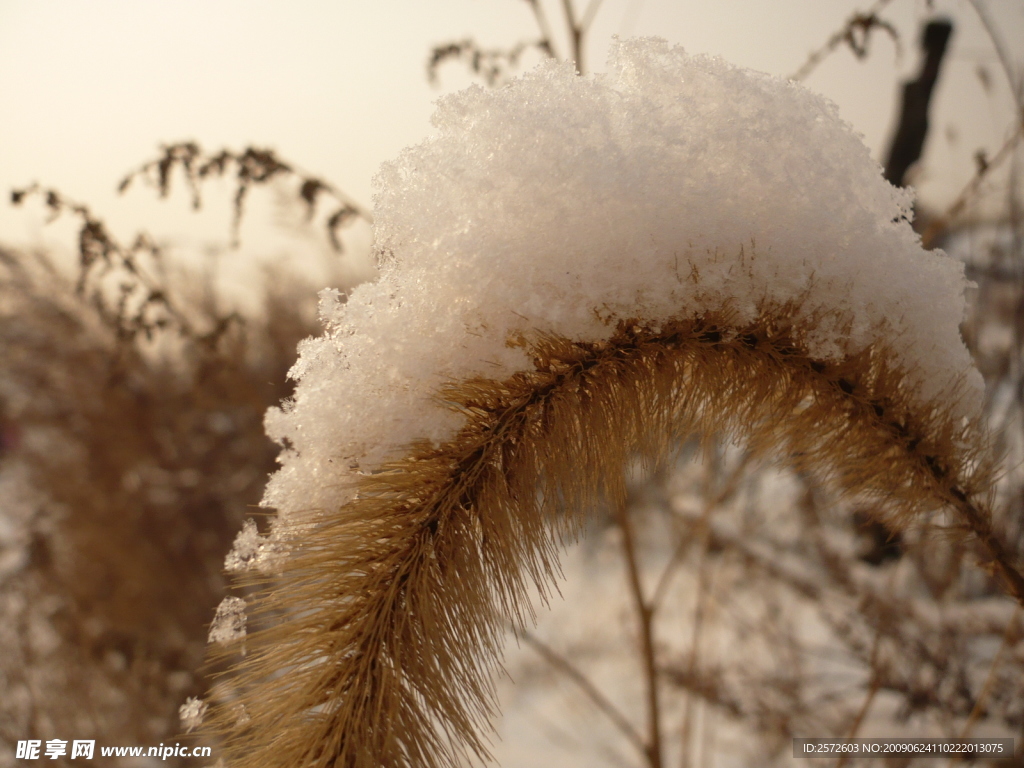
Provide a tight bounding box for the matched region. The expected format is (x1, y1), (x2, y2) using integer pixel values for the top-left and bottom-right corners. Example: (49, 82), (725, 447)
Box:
(1, 0), (1021, 262)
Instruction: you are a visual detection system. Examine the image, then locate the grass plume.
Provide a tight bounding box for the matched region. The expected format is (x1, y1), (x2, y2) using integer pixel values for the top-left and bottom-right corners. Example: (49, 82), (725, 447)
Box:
(210, 305), (1012, 768)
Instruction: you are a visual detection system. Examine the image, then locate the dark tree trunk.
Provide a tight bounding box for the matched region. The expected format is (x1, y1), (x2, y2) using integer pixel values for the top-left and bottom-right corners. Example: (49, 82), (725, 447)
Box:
(884, 20), (953, 188)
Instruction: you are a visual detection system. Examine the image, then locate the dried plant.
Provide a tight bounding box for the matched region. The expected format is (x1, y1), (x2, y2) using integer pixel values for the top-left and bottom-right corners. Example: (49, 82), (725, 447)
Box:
(9, 184), (227, 344)
(500, 448), (1024, 766)
(429, 0), (606, 82)
(191, 20), (1024, 767)
(0, 245), (322, 757)
(480, 7), (1024, 764)
(1, 156), (340, 762)
(117, 142), (371, 249)
(4, 5), (1023, 768)
(436, 11), (1023, 766)
(789, 0), (901, 82)
(208, 306), (1018, 767)
(428, 39), (551, 87)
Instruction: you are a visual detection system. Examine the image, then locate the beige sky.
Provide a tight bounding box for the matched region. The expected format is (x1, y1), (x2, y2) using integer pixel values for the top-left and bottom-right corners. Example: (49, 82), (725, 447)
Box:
(0, 0), (1020, 261)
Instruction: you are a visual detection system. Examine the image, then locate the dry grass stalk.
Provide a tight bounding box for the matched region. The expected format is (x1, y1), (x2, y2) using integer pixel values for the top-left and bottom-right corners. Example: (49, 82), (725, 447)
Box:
(211, 306), (1012, 767)
(0, 243), (319, 756)
(428, 0), (604, 83)
(3, 139), (364, 759)
(921, 124), (1024, 248)
(649, 461), (1022, 764)
(612, 495), (663, 768)
(788, 0), (900, 82)
(117, 142), (372, 250)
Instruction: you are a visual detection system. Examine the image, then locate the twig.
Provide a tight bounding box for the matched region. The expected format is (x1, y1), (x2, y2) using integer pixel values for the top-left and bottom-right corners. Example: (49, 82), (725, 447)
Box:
(678, 452), (726, 768)
(883, 19), (953, 187)
(944, 606), (1021, 768)
(524, 0), (557, 58)
(922, 125), (1024, 248)
(580, 0), (607, 33)
(967, 0), (1024, 117)
(9, 185), (199, 341)
(514, 627), (647, 759)
(431, 0), (606, 83)
(118, 142), (372, 250)
(789, 0), (899, 82)
(678, 524), (717, 768)
(651, 451), (753, 612)
(834, 620), (884, 768)
(561, 0), (583, 73)
(427, 39), (546, 87)
(614, 497), (664, 768)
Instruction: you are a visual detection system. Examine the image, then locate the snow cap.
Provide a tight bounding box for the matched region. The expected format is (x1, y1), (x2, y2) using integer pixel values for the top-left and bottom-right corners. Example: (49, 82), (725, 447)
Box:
(261, 37), (980, 526)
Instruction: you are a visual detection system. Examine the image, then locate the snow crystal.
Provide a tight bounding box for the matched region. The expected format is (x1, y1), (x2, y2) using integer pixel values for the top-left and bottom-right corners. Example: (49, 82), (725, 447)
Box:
(260, 37), (982, 530)
(224, 518), (261, 572)
(234, 703), (251, 726)
(208, 596), (246, 645)
(179, 696), (207, 733)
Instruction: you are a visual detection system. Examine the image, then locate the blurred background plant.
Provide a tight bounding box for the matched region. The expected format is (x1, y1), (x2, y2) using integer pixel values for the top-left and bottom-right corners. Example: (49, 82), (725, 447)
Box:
(1, 1), (1023, 766)
(0, 160), (367, 761)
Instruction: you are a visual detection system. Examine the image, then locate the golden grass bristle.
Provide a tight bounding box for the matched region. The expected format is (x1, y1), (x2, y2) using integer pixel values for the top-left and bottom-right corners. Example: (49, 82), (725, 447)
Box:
(208, 305), (1017, 768)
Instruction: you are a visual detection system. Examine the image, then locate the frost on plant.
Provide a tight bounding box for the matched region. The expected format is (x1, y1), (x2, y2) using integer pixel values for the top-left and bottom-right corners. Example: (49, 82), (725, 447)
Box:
(224, 519), (262, 572)
(213, 38), (999, 768)
(207, 596), (246, 645)
(179, 697), (207, 734)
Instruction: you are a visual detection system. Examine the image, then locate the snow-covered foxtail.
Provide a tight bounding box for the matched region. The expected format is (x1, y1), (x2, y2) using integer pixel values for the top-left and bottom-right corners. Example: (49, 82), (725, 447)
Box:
(203, 38), (1013, 768)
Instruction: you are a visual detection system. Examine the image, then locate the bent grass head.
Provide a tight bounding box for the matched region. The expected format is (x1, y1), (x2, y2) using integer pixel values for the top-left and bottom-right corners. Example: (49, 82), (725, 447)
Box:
(204, 39), (1019, 767)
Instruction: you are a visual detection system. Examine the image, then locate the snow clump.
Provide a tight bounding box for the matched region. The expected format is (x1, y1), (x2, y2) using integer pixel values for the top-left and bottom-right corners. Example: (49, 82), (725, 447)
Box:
(224, 519), (261, 573)
(258, 37), (981, 540)
(179, 696), (208, 733)
(208, 596), (247, 645)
